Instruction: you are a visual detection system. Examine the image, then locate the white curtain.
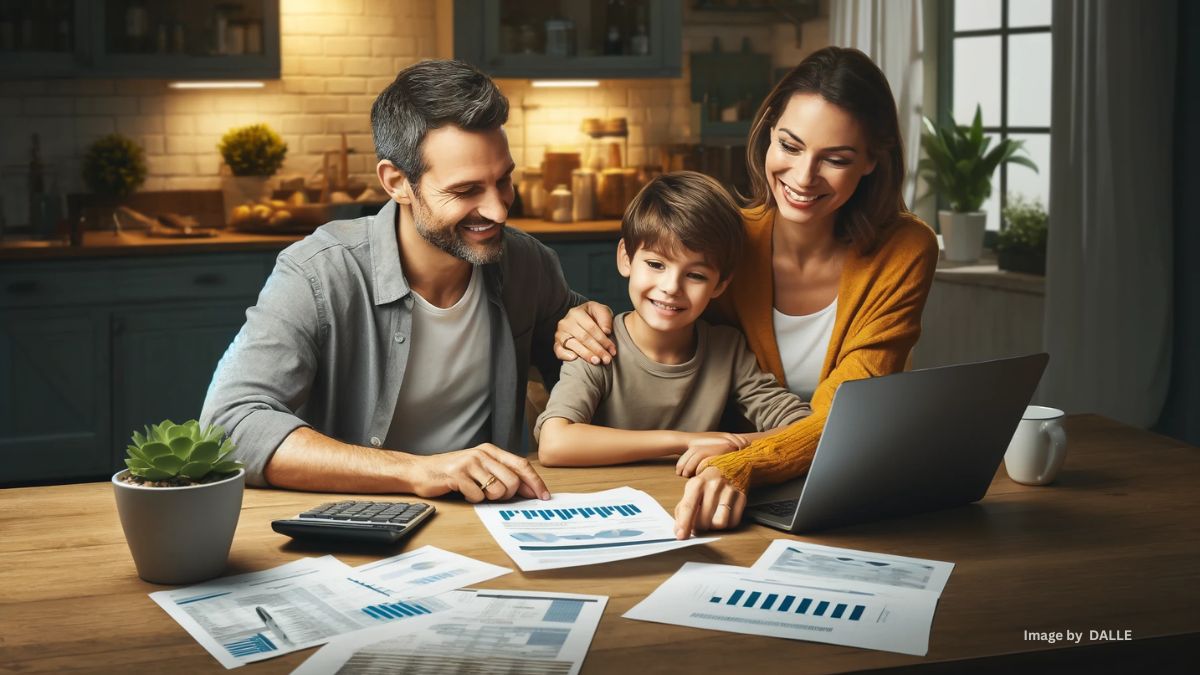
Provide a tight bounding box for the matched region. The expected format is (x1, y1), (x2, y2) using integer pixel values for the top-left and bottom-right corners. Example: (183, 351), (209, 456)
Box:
(1043, 0), (1176, 427)
(830, 0), (931, 220)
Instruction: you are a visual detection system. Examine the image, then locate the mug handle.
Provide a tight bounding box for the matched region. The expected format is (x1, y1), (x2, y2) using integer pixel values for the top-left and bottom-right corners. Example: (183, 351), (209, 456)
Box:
(1040, 421), (1068, 478)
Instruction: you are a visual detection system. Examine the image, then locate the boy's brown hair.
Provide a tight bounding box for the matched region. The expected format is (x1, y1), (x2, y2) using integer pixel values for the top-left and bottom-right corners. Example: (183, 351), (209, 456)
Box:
(621, 171), (745, 280)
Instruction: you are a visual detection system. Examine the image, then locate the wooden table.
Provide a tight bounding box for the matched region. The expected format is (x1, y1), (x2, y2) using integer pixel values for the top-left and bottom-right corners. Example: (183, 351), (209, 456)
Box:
(1, 415), (1197, 673)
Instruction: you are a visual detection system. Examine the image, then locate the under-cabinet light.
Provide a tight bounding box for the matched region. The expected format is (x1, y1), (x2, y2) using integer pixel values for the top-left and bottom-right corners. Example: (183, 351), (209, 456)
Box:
(168, 81), (266, 90)
(530, 80), (600, 88)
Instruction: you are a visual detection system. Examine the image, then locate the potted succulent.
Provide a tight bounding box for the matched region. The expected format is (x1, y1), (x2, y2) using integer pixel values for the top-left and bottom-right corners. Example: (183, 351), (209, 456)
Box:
(996, 194), (1048, 275)
(919, 105), (1037, 262)
(217, 123), (288, 223)
(112, 419), (245, 584)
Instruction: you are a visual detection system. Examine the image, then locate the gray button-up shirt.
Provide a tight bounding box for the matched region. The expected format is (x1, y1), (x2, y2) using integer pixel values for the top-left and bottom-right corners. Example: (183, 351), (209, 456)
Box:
(201, 200), (584, 486)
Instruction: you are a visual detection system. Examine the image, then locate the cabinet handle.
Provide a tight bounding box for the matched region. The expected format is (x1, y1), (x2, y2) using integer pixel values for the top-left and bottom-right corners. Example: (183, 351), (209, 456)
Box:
(193, 273), (225, 286)
(5, 280), (40, 294)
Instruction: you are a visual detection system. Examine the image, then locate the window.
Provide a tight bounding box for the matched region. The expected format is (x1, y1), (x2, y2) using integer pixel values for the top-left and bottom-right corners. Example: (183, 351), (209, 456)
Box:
(938, 0), (1051, 232)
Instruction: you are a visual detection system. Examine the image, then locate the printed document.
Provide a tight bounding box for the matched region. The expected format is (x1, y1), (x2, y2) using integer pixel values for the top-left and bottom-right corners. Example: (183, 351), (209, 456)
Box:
(151, 548), (503, 668)
(625, 541), (955, 656)
(294, 589), (607, 675)
(474, 486), (716, 571)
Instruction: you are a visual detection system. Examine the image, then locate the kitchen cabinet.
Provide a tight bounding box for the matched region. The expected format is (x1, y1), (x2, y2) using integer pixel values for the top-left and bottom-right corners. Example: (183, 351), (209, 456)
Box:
(455, 0), (681, 79)
(0, 0), (280, 79)
(545, 239), (631, 314)
(0, 251), (275, 485)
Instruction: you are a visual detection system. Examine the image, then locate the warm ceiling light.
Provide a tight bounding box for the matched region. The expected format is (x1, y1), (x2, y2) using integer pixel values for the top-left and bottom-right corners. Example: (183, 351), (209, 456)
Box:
(168, 81), (266, 90)
(530, 80), (600, 88)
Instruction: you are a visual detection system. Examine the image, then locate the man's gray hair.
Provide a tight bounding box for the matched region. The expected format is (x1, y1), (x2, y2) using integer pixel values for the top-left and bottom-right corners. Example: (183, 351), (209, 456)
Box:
(370, 59), (509, 188)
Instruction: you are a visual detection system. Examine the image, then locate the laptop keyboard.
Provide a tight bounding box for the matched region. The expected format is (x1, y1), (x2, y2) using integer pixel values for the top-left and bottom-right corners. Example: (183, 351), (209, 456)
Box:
(755, 499), (799, 517)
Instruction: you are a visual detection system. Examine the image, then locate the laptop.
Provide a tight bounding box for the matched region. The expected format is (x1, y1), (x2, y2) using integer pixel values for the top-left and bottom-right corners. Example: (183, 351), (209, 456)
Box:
(747, 353), (1049, 532)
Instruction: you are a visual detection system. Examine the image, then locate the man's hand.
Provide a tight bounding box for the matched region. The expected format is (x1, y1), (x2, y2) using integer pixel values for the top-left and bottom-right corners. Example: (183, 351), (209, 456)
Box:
(675, 433), (748, 477)
(554, 302), (617, 365)
(408, 444), (551, 503)
(673, 466), (746, 539)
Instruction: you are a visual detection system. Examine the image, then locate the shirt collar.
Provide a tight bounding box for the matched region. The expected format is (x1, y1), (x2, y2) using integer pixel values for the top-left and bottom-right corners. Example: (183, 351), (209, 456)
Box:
(369, 200), (411, 306)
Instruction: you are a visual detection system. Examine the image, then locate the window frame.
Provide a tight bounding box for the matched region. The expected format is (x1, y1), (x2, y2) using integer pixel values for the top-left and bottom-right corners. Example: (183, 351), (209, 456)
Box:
(937, 0), (1051, 235)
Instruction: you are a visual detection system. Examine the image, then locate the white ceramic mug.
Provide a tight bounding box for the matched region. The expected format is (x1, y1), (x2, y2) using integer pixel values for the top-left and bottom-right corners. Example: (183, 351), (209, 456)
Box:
(1004, 405), (1068, 485)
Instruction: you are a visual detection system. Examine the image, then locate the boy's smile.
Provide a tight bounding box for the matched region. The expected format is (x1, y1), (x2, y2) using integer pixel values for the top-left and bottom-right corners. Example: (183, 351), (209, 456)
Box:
(617, 238), (730, 362)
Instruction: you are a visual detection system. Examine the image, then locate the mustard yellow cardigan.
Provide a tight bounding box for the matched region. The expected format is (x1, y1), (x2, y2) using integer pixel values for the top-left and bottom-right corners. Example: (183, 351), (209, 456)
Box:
(708, 206), (939, 491)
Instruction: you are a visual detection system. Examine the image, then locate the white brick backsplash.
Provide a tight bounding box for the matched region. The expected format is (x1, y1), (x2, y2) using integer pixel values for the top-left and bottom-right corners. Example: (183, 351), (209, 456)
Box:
(324, 36), (371, 57)
(324, 114), (369, 133)
(282, 35), (323, 55)
(303, 96), (349, 114)
(343, 56), (393, 76)
(147, 154), (196, 177)
(117, 115), (165, 135)
(283, 77), (327, 94)
(282, 15), (351, 36)
(299, 57), (344, 76)
(326, 77), (368, 94)
(139, 134), (166, 155)
(372, 36), (415, 56)
(24, 97), (74, 116)
(281, 115), (324, 134)
(163, 116), (196, 135)
(348, 17), (400, 37)
(166, 136), (199, 155)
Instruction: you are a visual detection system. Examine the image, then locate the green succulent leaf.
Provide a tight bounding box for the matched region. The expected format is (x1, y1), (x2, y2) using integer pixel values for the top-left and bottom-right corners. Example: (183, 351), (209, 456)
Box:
(126, 443), (149, 463)
(140, 467), (174, 481)
(125, 457), (150, 471)
(190, 440), (220, 464)
(131, 430), (146, 446)
(139, 441), (172, 460)
(179, 461), (214, 480)
(170, 436), (194, 457)
(167, 425), (191, 441)
(211, 460), (244, 475)
(151, 453), (186, 473)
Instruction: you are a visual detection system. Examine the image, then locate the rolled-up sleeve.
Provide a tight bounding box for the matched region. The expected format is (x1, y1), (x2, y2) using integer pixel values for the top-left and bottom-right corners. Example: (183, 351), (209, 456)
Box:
(200, 254), (324, 486)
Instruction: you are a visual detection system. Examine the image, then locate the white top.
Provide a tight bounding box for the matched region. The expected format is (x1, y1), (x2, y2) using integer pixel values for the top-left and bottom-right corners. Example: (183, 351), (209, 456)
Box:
(773, 297), (838, 401)
(385, 265), (492, 454)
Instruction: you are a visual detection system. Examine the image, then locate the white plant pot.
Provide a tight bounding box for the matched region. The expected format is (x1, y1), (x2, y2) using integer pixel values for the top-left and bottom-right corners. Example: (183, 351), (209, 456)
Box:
(112, 468), (244, 585)
(221, 175), (273, 225)
(938, 210), (987, 263)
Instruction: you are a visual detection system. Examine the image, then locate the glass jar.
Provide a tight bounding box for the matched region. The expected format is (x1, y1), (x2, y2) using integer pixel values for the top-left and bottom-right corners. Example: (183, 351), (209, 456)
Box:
(549, 184), (573, 223)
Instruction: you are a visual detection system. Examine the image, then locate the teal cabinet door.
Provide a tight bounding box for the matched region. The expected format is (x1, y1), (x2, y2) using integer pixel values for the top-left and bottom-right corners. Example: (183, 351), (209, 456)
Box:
(547, 240), (632, 314)
(0, 309), (111, 484)
(110, 304), (249, 472)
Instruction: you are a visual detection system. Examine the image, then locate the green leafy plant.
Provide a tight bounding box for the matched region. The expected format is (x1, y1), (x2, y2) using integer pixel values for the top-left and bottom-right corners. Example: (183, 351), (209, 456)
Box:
(81, 134), (148, 198)
(919, 105), (1038, 213)
(124, 419), (243, 484)
(218, 123), (288, 176)
(997, 194), (1048, 253)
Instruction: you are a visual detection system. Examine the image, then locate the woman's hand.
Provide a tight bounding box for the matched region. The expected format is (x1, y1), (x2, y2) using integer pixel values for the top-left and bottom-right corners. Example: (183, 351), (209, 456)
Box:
(675, 433), (748, 477)
(673, 466), (746, 539)
(554, 302), (617, 365)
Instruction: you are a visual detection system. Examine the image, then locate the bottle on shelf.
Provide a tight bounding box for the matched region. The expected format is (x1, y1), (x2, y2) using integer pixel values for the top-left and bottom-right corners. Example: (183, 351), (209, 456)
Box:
(603, 0), (625, 55)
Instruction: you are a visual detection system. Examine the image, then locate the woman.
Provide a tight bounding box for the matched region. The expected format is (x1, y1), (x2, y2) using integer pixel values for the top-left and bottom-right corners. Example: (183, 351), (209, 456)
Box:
(554, 47), (938, 538)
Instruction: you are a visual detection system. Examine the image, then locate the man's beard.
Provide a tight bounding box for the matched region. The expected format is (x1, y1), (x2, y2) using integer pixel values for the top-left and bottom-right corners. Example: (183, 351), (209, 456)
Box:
(411, 193), (504, 265)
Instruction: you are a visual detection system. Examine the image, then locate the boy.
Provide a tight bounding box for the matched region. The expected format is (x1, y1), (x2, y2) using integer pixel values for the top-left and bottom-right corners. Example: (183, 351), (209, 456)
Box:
(535, 171), (810, 474)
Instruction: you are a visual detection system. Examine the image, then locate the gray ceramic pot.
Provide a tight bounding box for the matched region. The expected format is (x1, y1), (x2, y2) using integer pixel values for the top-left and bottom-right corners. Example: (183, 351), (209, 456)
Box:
(112, 468), (244, 585)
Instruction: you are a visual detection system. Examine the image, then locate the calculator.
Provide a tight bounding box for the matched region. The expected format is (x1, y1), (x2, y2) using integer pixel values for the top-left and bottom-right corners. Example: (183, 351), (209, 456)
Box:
(271, 500), (435, 544)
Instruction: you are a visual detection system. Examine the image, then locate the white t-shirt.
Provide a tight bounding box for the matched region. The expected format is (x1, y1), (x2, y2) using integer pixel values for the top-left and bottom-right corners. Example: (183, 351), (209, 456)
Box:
(385, 265), (492, 453)
(773, 297), (837, 401)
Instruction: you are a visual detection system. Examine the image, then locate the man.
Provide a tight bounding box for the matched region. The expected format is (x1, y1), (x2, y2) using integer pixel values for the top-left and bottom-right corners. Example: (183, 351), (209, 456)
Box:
(202, 59), (597, 502)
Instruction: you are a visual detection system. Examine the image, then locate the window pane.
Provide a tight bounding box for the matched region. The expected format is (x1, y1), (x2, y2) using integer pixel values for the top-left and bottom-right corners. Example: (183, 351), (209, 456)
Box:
(1007, 33), (1052, 127)
(955, 0), (1001, 31)
(1009, 0), (1052, 28)
(1006, 133), (1051, 218)
(983, 165), (1001, 231)
(953, 36), (1001, 125)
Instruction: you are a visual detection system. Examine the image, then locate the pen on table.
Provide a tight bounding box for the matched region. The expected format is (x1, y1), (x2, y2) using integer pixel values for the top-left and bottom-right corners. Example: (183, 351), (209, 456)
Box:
(255, 605), (292, 644)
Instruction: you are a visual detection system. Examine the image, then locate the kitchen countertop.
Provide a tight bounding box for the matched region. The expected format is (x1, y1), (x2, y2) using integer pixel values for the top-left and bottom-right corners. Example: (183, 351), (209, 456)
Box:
(0, 218), (622, 262)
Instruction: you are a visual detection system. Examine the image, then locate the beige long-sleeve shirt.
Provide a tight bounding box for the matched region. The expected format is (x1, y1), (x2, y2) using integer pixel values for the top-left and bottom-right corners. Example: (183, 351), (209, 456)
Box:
(534, 313), (811, 439)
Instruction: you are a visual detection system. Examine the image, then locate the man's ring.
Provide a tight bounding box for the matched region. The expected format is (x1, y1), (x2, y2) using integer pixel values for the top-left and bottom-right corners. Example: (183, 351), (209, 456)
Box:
(479, 474), (498, 490)
(716, 503), (731, 511)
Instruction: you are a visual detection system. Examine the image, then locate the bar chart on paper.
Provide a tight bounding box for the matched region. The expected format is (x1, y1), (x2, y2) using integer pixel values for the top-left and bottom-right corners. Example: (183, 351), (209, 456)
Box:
(708, 588), (869, 622)
(498, 504), (643, 521)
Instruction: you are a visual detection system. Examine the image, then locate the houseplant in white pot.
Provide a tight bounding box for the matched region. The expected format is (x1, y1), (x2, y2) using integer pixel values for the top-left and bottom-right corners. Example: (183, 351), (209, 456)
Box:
(918, 105), (1037, 262)
(113, 419), (245, 584)
(217, 123), (288, 225)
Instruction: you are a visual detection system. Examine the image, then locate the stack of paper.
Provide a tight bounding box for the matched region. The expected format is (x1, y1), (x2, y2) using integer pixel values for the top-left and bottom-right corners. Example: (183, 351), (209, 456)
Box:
(474, 486), (717, 571)
(624, 540), (954, 656)
(150, 546), (510, 668)
(294, 589), (607, 675)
